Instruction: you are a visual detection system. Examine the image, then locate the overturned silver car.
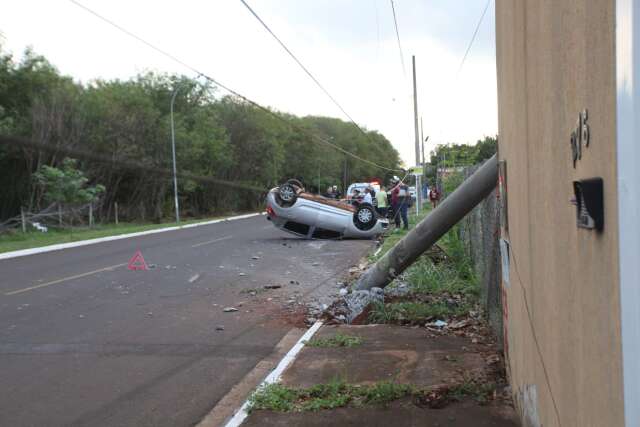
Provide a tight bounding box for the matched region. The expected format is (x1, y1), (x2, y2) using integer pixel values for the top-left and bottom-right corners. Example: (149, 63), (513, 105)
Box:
(265, 180), (389, 239)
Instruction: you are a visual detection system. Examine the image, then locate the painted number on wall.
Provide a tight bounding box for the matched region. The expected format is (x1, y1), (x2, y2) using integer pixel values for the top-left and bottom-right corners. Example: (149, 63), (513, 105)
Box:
(571, 109), (590, 168)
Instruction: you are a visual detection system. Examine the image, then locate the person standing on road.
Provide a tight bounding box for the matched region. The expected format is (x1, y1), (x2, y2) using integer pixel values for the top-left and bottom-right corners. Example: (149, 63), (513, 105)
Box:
(429, 185), (440, 209)
(397, 181), (409, 230)
(363, 187), (373, 205)
(390, 179), (409, 230)
(375, 186), (388, 218)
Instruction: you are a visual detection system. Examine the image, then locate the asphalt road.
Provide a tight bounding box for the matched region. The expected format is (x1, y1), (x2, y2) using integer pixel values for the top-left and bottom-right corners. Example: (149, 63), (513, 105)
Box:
(0, 215), (375, 427)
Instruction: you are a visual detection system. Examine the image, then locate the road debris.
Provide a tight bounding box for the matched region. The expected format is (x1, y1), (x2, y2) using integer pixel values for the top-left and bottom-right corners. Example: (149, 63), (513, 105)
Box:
(216, 325), (225, 331)
(251, 255), (261, 260)
(223, 307), (238, 312)
(188, 274), (200, 283)
(448, 319), (471, 330)
(238, 272), (247, 276)
(264, 284), (282, 289)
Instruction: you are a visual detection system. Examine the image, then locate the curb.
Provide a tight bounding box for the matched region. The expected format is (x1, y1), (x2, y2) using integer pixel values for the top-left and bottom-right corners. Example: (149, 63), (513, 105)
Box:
(0, 212), (262, 261)
(223, 321), (324, 427)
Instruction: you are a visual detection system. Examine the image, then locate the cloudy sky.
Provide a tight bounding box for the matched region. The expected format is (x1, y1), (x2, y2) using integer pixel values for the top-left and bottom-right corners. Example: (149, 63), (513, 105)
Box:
(0, 0), (497, 166)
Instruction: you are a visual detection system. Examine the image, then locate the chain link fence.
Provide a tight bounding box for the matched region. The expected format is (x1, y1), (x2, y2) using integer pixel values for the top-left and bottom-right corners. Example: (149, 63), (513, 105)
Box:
(458, 164), (502, 347)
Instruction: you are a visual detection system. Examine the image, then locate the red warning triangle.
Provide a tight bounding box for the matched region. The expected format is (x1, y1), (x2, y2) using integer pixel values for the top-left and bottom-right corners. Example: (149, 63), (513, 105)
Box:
(127, 250), (148, 271)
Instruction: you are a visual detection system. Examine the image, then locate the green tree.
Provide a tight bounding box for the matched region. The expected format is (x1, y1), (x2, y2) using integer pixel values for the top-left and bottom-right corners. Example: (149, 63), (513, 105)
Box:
(474, 135), (497, 163)
(33, 158), (105, 206)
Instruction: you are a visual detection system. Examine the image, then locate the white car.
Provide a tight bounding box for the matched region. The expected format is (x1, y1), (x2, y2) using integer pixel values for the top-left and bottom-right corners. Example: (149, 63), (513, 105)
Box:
(266, 180), (389, 239)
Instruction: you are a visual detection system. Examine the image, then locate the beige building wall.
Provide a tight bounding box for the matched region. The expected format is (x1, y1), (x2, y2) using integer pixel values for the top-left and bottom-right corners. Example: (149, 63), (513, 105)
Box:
(495, 1), (624, 426)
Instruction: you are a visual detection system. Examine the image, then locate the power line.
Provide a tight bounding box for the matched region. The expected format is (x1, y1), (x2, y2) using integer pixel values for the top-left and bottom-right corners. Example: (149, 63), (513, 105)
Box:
(0, 135), (267, 194)
(389, 0), (407, 79)
(69, 0), (402, 173)
(456, 0), (491, 76)
(238, 0), (374, 143)
(509, 242), (563, 427)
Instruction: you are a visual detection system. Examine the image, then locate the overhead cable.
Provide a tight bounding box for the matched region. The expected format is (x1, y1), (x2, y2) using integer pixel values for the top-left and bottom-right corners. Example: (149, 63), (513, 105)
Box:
(238, 0), (375, 144)
(69, 0), (403, 173)
(389, 0), (407, 79)
(456, 0), (492, 76)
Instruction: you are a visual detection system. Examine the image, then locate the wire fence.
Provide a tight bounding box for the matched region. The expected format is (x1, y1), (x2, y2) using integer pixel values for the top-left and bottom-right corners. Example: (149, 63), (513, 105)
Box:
(0, 202), (102, 233)
(458, 163), (502, 347)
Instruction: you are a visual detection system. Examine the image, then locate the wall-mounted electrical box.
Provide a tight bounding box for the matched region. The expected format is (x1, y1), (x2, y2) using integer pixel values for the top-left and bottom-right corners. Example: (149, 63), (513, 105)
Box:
(573, 178), (604, 231)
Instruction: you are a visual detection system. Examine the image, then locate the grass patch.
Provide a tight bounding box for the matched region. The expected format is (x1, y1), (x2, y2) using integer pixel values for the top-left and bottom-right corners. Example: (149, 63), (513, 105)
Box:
(449, 377), (497, 404)
(0, 215), (237, 254)
(368, 300), (469, 325)
(305, 333), (363, 348)
(404, 255), (478, 298)
(249, 379), (414, 413)
(248, 376), (498, 413)
(249, 383), (298, 412)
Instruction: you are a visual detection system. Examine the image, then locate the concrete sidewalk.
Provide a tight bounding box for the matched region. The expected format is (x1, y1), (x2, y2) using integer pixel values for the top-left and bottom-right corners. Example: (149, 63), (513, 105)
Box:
(243, 324), (520, 426)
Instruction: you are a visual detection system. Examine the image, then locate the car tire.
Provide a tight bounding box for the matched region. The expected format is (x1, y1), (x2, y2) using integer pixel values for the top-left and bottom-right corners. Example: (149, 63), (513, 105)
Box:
(286, 179), (303, 189)
(353, 204), (376, 231)
(277, 183), (297, 206)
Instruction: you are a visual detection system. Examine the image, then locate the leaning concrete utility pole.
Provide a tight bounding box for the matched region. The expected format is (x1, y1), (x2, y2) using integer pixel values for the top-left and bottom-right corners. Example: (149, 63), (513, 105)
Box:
(356, 154), (498, 291)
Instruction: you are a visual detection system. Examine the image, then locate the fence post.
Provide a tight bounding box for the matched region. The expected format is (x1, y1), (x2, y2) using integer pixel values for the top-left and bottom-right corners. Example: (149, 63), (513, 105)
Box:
(58, 204), (62, 227)
(114, 202), (119, 225)
(89, 204), (94, 228)
(21, 207), (26, 233)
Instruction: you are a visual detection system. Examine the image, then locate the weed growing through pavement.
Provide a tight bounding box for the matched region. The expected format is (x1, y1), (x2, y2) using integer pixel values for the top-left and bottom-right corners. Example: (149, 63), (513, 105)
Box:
(448, 376), (497, 404)
(248, 379), (414, 413)
(305, 333), (363, 348)
(248, 376), (498, 413)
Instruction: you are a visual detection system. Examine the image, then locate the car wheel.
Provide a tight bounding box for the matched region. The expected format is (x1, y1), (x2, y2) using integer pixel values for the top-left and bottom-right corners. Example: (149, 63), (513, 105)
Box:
(277, 183), (297, 206)
(286, 179), (303, 189)
(354, 204), (376, 231)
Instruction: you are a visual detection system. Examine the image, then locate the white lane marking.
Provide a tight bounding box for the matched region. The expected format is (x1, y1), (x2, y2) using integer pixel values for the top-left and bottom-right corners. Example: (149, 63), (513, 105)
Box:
(0, 213), (264, 261)
(224, 321), (324, 427)
(191, 235), (233, 248)
(5, 263), (128, 296)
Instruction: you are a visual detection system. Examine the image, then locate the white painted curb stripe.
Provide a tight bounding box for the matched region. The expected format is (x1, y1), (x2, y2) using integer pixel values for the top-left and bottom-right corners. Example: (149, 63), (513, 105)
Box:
(224, 321), (324, 427)
(0, 213), (262, 261)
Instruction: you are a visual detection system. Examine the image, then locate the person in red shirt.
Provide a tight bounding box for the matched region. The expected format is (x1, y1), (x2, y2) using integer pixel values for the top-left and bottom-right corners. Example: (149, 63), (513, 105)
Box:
(429, 186), (441, 209)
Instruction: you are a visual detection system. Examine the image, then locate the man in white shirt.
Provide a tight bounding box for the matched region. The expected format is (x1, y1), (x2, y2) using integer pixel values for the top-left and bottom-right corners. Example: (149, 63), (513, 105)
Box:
(363, 187), (373, 205)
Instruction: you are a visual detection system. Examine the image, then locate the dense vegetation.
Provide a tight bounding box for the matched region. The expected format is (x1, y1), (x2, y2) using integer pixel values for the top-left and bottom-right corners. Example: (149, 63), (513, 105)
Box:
(0, 47), (401, 222)
(429, 136), (497, 168)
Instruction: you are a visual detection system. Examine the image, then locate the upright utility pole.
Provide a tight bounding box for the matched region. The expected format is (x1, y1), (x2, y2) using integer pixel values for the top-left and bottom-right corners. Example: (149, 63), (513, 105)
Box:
(412, 56), (420, 167)
(170, 86), (181, 223)
(412, 55), (421, 214)
(423, 136), (429, 178)
(420, 116), (424, 163)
